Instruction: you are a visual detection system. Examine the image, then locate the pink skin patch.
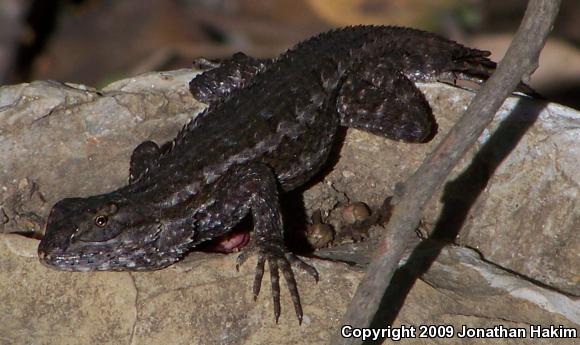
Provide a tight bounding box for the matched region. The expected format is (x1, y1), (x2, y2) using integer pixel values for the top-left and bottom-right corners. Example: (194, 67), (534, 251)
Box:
(200, 229), (251, 253)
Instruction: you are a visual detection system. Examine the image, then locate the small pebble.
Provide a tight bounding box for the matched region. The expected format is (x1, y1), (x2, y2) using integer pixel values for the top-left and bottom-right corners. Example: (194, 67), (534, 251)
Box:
(341, 202), (371, 225)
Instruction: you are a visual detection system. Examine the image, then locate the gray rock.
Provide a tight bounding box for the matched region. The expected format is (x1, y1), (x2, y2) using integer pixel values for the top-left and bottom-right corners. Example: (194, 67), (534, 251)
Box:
(307, 83), (579, 296)
(1, 234), (578, 344)
(0, 70), (205, 235)
(0, 70), (578, 344)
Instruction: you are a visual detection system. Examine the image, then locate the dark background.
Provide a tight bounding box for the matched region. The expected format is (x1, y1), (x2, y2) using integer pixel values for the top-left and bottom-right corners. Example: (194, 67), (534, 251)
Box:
(1, 0), (579, 109)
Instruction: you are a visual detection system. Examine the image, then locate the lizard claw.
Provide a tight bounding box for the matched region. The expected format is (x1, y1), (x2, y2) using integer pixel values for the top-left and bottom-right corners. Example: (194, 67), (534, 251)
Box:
(236, 241), (318, 324)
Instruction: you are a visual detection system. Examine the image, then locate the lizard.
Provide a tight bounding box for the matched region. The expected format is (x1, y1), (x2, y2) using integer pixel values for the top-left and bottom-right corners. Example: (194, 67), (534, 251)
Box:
(38, 25), (532, 323)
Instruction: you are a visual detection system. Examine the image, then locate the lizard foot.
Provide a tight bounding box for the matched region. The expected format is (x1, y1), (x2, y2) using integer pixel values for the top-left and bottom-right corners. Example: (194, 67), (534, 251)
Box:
(236, 241), (318, 324)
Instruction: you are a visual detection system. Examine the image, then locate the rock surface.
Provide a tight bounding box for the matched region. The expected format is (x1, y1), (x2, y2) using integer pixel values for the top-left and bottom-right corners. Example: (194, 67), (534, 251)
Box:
(305, 84), (580, 296)
(0, 70), (205, 236)
(0, 69), (578, 344)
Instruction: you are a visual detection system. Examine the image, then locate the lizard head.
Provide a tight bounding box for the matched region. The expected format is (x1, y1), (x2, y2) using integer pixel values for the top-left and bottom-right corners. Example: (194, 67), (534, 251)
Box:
(38, 194), (183, 271)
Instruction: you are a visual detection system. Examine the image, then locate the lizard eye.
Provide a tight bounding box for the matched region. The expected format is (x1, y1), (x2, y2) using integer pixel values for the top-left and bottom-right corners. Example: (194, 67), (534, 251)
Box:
(94, 215), (108, 227)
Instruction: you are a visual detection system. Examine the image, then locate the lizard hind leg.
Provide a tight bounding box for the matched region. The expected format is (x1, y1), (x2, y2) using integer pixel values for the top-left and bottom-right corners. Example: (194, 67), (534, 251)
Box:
(337, 60), (436, 143)
(442, 50), (542, 98)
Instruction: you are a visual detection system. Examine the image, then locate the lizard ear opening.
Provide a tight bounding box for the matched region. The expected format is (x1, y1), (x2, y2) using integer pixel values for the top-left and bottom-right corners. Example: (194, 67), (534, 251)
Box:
(98, 203), (118, 215)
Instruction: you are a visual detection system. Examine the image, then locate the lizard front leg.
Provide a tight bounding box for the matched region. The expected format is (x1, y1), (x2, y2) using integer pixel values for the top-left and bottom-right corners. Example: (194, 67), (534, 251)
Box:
(194, 162), (318, 323)
(129, 141), (162, 183)
(128, 140), (174, 184)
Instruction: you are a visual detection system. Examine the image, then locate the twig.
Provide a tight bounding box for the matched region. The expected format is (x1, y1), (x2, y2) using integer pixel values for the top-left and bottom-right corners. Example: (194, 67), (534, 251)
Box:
(331, 1), (561, 344)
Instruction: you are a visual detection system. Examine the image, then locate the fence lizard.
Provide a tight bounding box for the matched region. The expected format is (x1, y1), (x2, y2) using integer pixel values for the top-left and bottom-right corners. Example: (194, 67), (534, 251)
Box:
(38, 25), (529, 323)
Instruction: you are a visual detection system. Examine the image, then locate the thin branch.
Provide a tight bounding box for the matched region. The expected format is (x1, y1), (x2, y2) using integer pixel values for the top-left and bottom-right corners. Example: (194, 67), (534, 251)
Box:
(331, 1), (561, 344)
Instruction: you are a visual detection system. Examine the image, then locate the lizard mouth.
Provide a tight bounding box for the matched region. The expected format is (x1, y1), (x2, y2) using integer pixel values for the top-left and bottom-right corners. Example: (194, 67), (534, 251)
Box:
(38, 223), (169, 271)
(38, 246), (118, 271)
(38, 246), (174, 272)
